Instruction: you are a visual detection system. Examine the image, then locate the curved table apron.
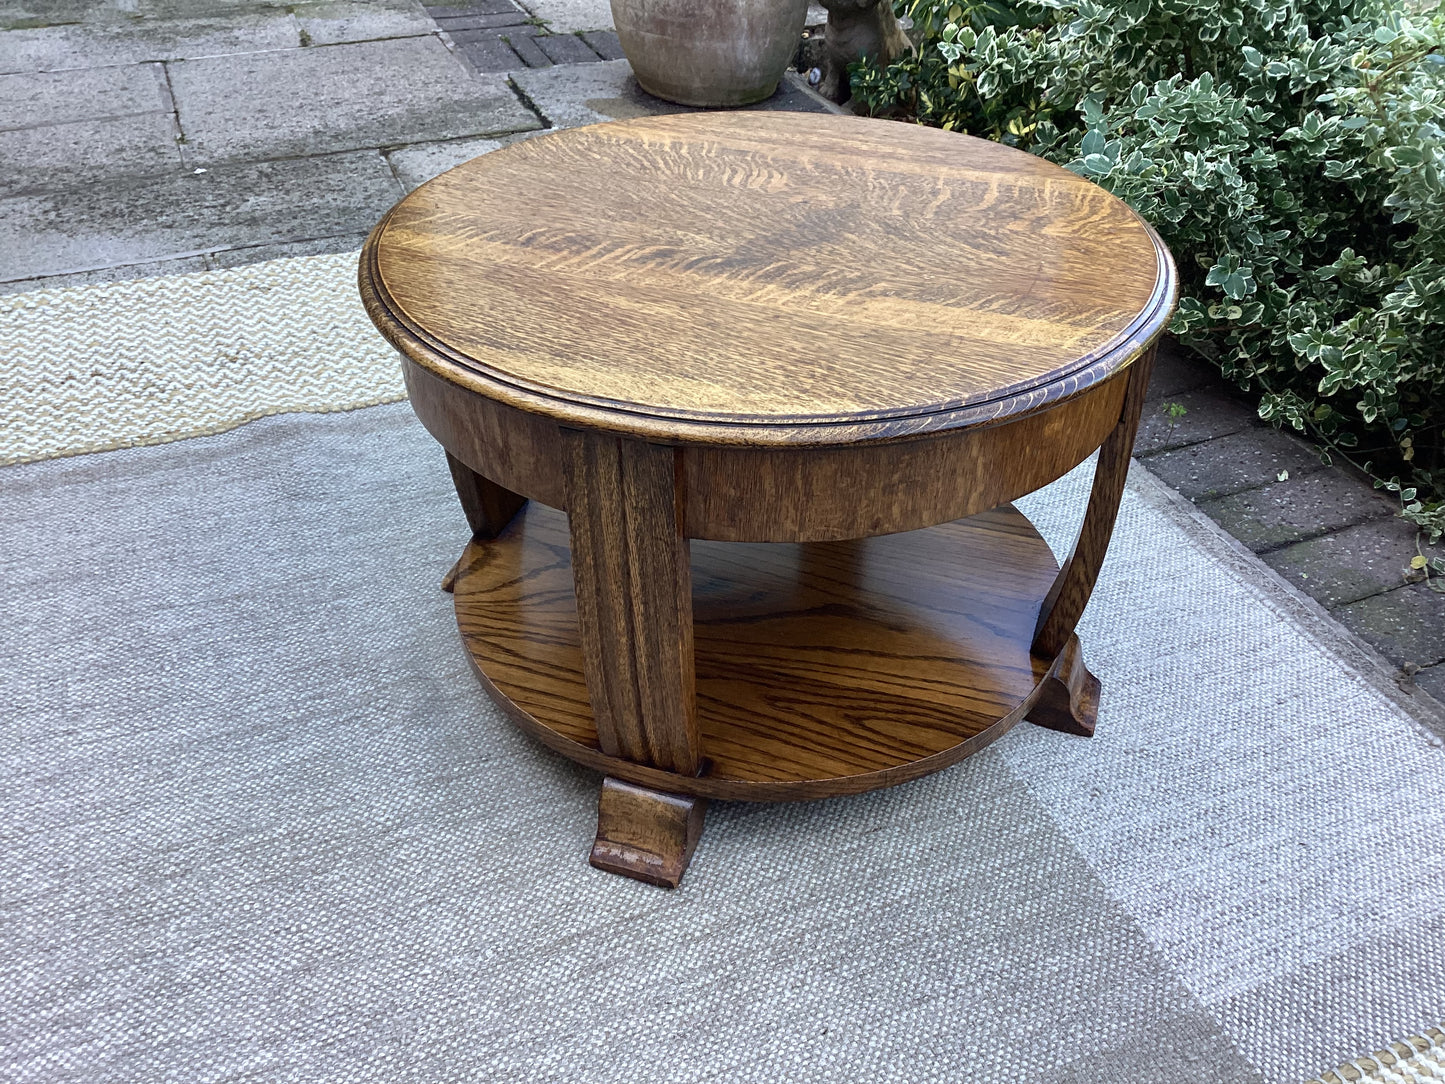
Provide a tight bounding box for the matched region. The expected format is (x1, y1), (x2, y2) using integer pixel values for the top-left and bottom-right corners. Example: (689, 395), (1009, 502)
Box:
(358, 111), (1178, 887)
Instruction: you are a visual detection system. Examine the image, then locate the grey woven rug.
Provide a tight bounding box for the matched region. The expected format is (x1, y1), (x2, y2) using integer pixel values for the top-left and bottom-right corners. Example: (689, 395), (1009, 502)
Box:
(3, 403), (1443, 1084)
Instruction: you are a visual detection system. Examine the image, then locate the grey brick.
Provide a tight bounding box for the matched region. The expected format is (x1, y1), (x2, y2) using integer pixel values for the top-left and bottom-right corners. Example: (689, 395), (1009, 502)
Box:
(457, 36), (524, 71)
(501, 27), (550, 66)
(1196, 468), (1395, 553)
(579, 29), (623, 60)
(0, 112), (184, 197)
(0, 151), (400, 282)
(1139, 427), (1325, 501)
(1337, 581), (1445, 668)
(1261, 516), (1439, 609)
(167, 36), (540, 163)
(535, 32), (601, 65)
(1416, 662), (1445, 703)
(1133, 388), (1256, 456)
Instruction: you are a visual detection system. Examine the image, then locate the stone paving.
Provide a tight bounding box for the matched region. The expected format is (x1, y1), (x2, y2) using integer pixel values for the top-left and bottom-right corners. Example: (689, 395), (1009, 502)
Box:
(2, 0), (1440, 711)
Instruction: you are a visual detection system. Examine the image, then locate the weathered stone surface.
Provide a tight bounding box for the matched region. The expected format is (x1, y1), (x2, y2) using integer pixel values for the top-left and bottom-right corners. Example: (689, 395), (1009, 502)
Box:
(1197, 468), (1395, 553)
(0, 254), (208, 296)
(1133, 387), (1256, 456)
(1, 113), (182, 196)
(0, 150), (400, 281)
(1139, 427), (1325, 501)
(510, 59), (832, 130)
(580, 28), (622, 59)
(535, 29), (600, 64)
(168, 36), (540, 163)
(515, 0), (612, 32)
(1144, 340), (1218, 402)
(203, 235), (364, 268)
(386, 135), (504, 191)
(1416, 662), (1445, 703)
(0, 14), (299, 74)
(454, 34), (524, 71)
(501, 26), (549, 66)
(1337, 581), (1445, 668)
(0, 63), (166, 126)
(292, 0), (434, 45)
(1261, 516), (1438, 609)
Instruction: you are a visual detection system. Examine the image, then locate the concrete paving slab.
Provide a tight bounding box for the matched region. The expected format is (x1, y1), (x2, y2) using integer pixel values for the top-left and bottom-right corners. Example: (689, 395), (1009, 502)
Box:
(203, 235), (364, 268)
(515, 0), (611, 32)
(1196, 468), (1395, 553)
(511, 60), (833, 130)
(1261, 516), (1437, 609)
(0, 13), (300, 74)
(386, 135), (503, 190)
(0, 111), (182, 196)
(292, 0), (435, 45)
(1139, 427), (1326, 502)
(0, 63), (167, 127)
(0, 150), (400, 281)
(1338, 581), (1445, 669)
(0, 253), (208, 296)
(168, 36), (540, 163)
(1134, 387), (1256, 456)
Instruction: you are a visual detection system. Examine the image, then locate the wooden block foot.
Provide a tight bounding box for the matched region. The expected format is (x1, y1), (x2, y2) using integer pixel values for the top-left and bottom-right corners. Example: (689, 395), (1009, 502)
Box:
(1027, 634), (1100, 737)
(589, 777), (705, 889)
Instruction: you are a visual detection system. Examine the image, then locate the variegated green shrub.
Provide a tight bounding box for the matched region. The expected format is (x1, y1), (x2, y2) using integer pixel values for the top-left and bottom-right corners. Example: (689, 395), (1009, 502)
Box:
(853, 0), (1445, 534)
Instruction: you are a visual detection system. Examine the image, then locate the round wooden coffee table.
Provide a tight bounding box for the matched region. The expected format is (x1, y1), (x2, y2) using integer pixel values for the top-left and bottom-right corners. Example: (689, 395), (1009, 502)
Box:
(359, 112), (1177, 888)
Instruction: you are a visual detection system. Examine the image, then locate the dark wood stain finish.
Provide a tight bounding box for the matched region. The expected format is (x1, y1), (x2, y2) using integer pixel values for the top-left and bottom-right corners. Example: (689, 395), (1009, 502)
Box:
(358, 111), (1178, 886)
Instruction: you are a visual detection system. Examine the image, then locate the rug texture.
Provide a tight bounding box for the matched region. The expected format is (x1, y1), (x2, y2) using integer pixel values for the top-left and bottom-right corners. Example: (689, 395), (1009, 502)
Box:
(0, 252), (404, 467)
(3, 398), (1443, 1084)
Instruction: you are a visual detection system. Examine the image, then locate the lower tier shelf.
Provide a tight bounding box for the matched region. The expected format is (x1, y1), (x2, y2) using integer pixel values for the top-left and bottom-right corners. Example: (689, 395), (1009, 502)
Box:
(453, 502), (1067, 802)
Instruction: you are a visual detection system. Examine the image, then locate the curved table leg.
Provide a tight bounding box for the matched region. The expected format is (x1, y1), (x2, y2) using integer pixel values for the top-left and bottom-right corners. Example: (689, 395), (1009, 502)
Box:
(1027, 345), (1156, 734)
(441, 451), (527, 592)
(563, 431), (704, 887)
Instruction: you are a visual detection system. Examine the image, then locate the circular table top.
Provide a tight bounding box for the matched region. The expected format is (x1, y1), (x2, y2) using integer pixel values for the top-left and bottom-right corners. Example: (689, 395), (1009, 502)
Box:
(362, 111), (1176, 446)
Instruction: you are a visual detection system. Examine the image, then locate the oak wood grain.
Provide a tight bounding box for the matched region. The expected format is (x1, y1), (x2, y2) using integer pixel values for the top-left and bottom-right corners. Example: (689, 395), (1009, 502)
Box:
(446, 451), (526, 540)
(590, 777), (706, 889)
(361, 111), (1177, 447)
(1032, 343), (1157, 658)
(1024, 633), (1100, 737)
(563, 432), (699, 775)
(453, 501), (1067, 801)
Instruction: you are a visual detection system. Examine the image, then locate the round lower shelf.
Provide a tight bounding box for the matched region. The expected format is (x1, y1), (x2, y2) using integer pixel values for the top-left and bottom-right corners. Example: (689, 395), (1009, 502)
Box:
(454, 502), (1062, 802)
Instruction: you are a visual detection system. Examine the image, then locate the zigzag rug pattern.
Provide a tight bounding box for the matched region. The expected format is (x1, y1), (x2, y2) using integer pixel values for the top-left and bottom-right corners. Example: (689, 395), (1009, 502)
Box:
(0, 252), (406, 467)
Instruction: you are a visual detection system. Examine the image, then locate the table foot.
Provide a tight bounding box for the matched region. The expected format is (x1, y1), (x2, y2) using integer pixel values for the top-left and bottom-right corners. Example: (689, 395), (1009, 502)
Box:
(589, 777), (705, 889)
(1026, 635), (1100, 737)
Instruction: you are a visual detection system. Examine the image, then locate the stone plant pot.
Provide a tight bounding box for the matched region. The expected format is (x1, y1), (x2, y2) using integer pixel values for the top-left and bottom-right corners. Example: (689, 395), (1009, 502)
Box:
(610, 0), (811, 108)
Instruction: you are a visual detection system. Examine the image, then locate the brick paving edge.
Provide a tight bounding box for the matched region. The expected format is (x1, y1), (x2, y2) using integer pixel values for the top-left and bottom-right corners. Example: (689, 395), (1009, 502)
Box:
(1127, 460), (1445, 742)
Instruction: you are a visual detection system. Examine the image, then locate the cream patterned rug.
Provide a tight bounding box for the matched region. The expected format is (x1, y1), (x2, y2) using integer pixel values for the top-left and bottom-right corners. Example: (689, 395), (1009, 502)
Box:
(1308, 1026), (1445, 1084)
(0, 252), (404, 467)
(2, 263), (1443, 1084)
